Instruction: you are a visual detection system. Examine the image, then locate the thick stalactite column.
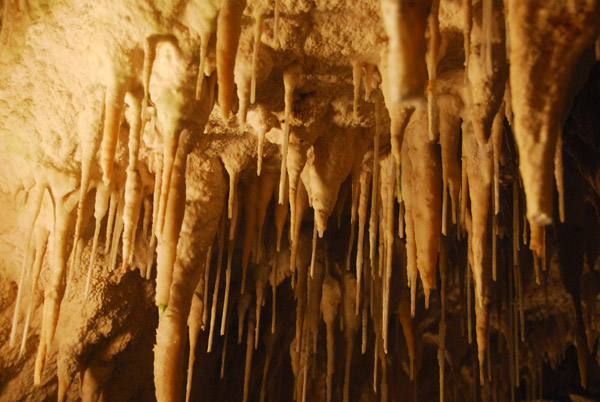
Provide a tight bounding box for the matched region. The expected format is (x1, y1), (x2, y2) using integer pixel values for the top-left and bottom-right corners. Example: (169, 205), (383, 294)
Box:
(507, 0), (600, 225)
(154, 155), (226, 402)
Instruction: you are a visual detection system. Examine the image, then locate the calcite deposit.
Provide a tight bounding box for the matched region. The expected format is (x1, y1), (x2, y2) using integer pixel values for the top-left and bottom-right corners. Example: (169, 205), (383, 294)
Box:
(1, 0), (600, 401)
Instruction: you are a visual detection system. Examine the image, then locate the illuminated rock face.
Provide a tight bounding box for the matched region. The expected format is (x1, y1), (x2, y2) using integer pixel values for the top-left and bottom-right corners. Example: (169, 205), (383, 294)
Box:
(1, 1), (600, 401)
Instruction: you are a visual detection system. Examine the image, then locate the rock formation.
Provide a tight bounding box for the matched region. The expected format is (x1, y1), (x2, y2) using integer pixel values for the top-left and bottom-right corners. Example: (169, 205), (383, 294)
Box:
(1, 0), (600, 401)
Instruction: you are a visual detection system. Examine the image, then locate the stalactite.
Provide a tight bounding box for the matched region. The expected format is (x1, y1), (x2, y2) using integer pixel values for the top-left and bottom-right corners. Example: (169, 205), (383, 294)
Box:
(356, 153), (373, 314)
(293, 224), (309, 364)
(403, 106), (442, 309)
(234, 36), (254, 127)
(507, 0), (599, 225)
(104, 190), (118, 254)
(286, 128), (312, 241)
(491, 105), (503, 282)
(321, 276), (341, 402)
(185, 270), (206, 402)
(146, 154), (163, 279)
(398, 200), (405, 238)
(388, 106), (414, 170)
(142, 197), (152, 242)
(346, 164), (361, 272)
(220, 312), (230, 380)
(34, 172), (79, 384)
(361, 277), (368, 354)
(254, 262), (269, 348)
(202, 245), (213, 330)
(226, 168), (238, 220)
(369, 94), (382, 281)
(463, 118), (493, 309)
(142, 35), (159, 109)
(67, 93), (105, 299)
(492, 108), (503, 217)
(279, 65), (302, 204)
(533, 251), (541, 286)
(85, 182), (111, 298)
(250, 107), (279, 178)
(153, 152), (225, 402)
(155, 74), (197, 245)
(208, 213), (226, 353)
(439, 94), (462, 235)
(216, 0), (246, 119)
(309, 258), (325, 354)
(274, 177), (288, 253)
(468, 0), (507, 145)
(467, 260), (473, 345)
(100, 76), (128, 185)
(522, 207), (527, 246)
(121, 92), (144, 271)
(554, 135), (565, 223)
(108, 189), (124, 274)
(20, 227), (50, 356)
(380, 154), (396, 353)
(307, 125), (357, 238)
(155, 130), (190, 309)
(309, 222), (317, 278)
(297, 276), (310, 402)
(402, 143), (418, 316)
(221, 188), (239, 335)
(343, 273), (358, 402)
(511, 177), (520, 329)
(10, 182), (45, 347)
(373, 336), (379, 393)
(290, 177), (308, 276)
(542, 228), (547, 272)
(241, 178), (258, 294)
(475, 295), (490, 385)
(460, 141), (468, 234)
(294, 252), (321, 402)
(529, 222), (543, 262)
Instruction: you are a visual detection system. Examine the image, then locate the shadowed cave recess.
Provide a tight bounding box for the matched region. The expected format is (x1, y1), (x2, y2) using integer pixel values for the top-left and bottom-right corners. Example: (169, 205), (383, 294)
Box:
(2, 0), (600, 401)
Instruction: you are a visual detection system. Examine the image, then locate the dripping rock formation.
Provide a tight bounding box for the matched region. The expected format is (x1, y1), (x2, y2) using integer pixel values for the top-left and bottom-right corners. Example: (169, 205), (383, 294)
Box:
(2, 0), (600, 401)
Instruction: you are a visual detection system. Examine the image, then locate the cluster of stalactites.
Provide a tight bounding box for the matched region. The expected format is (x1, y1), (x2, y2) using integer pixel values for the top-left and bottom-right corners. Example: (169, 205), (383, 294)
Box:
(7, 0), (600, 401)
